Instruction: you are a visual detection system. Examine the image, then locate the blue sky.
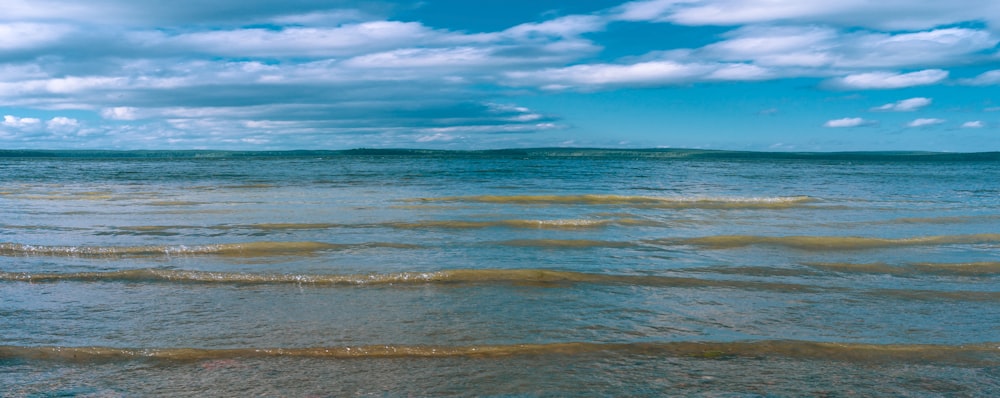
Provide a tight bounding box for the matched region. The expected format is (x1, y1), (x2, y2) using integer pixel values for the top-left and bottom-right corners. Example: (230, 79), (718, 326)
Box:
(2, 0), (999, 151)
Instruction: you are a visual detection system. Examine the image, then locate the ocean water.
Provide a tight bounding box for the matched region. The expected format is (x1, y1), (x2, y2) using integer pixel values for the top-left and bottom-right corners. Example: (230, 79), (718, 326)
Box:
(1, 149), (999, 396)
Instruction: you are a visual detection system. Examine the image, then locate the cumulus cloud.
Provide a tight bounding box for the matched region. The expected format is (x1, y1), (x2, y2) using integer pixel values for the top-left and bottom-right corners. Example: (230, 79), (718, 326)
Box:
(0, 114), (81, 142)
(101, 107), (140, 120)
(2, 115), (41, 128)
(823, 117), (873, 127)
(826, 69), (949, 90)
(962, 121), (984, 128)
(872, 97), (932, 112)
(46, 116), (79, 131)
(906, 118), (945, 127)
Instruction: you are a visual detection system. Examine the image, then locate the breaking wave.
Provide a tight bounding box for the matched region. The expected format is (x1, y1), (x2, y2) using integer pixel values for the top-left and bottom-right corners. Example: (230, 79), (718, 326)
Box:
(0, 241), (417, 258)
(0, 268), (818, 292)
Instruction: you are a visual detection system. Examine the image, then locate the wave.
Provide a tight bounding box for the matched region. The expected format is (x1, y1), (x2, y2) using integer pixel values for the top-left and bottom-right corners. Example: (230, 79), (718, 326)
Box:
(388, 218), (658, 230)
(806, 262), (1000, 276)
(883, 215), (1000, 225)
(220, 223), (346, 230)
(0, 241), (418, 258)
(406, 195), (817, 209)
(101, 218), (658, 235)
(651, 234), (1000, 251)
(8, 269), (996, 301)
(222, 218), (656, 230)
(98, 224), (349, 235)
(497, 239), (634, 249)
(0, 268), (822, 292)
(2, 340), (996, 365)
(871, 289), (1000, 302)
(148, 201), (206, 206)
(221, 184), (276, 189)
(7, 234), (1000, 257)
(3, 192), (115, 201)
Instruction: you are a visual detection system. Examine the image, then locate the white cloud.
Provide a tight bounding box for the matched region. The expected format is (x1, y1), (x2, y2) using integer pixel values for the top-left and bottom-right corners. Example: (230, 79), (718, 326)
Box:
(507, 61), (713, 89)
(269, 10), (367, 26)
(671, 0), (854, 25)
(417, 123), (561, 135)
(2, 0), (999, 150)
(0, 22), (73, 50)
(504, 15), (605, 38)
(872, 97), (932, 112)
(46, 116), (79, 131)
(837, 28), (997, 68)
(962, 121), (984, 128)
(827, 69), (949, 90)
(960, 70), (1000, 86)
(703, 26), (837, 67)
(0, 64), (47, 81)
(0, 1), (99, 22)
(487, 103), (547, 122)
(614, 0), (689, 22)
(823, 117), (872, 127)
(342, 47), (498, 69)
(0, 1), (397, 28)
(706, 63), (773, 80)
(2, 115), (42, 128)
(702, 27), (997, 69)
(161, 22), (448, 58)
(906, 118), (945, 127)
(614, 0), (1000, 31)
(101, 107), (140, 120)
(416, 133), (461, 143)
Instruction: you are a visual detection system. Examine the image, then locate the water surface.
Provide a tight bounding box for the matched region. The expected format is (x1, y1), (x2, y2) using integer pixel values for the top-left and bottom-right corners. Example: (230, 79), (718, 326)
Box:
(2, 149), (999, 396)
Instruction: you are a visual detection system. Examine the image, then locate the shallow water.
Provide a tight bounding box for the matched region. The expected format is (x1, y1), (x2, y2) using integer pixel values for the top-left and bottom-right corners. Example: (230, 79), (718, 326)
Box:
(2, 149), (999, 396)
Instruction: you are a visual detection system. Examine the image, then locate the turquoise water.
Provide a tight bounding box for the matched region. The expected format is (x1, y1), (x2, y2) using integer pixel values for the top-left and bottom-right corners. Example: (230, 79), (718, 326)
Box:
(1, 149), (999, 396)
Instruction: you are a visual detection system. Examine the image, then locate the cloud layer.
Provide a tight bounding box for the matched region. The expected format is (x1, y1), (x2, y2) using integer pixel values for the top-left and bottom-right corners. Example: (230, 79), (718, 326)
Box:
(1, 0), (998, 149)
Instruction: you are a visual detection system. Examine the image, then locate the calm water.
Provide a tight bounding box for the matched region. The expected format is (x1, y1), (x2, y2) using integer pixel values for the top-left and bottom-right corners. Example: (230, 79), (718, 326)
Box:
(2, 149), (999, 396)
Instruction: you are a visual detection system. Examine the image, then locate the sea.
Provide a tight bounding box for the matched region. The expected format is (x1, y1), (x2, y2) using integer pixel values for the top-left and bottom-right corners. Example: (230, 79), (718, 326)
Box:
(1, 148), (999, 397)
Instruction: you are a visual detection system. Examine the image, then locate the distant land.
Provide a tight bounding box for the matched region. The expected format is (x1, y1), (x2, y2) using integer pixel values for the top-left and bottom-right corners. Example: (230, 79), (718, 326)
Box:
(1, 148), (999, 161)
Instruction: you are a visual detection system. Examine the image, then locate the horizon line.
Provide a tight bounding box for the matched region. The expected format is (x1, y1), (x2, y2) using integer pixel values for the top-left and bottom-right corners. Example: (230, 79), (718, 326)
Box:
(3, 147), (1000, 160)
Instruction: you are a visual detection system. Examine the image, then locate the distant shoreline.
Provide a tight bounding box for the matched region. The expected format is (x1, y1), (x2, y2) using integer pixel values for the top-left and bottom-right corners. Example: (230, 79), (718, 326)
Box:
(2, 147), (999, 161)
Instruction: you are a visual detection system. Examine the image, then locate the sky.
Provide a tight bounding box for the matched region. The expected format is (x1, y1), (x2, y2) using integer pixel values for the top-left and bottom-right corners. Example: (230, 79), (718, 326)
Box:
(1, 0), (1000, 152)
